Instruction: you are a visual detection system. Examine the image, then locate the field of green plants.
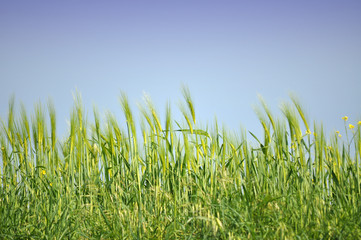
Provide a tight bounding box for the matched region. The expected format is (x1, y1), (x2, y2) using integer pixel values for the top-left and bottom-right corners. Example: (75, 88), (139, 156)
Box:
(1, 89), (361, 239)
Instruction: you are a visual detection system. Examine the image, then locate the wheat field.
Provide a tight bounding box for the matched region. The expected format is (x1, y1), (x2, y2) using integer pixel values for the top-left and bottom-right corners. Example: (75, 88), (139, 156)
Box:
(1, 88), (361, 239)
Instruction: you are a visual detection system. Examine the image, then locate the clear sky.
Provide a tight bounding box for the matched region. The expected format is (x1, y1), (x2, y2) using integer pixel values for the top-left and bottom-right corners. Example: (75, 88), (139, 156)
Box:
(1, 0), (361, 139)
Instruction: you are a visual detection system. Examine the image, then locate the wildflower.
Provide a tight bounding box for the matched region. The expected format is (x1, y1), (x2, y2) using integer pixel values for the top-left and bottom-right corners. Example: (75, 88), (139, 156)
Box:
(42, 170), (46, 175)
(358, 121), (361, 125)
(50, 183), (53, 187)
(349, 124), (355, 129)
(336, 131), (340, 134)
(291, 143), (296, 150)
(305, 129), (311, 135)
(342, 116), (348, 121)
(338, 134), (342, 138)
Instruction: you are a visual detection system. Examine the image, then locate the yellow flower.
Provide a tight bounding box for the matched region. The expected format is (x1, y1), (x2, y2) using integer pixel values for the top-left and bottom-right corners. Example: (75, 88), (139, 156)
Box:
(42, 170), (46, 175)
(349, 124), (355, 129)
(338, 134), (342, 138)
(342, 116), (348, 121)
(50, 183), (53, 187)
(305, 129), (311, 135)
(291, 143), (296, 150)
(358, 121), (361, 125)
(336, 131), (340, 134)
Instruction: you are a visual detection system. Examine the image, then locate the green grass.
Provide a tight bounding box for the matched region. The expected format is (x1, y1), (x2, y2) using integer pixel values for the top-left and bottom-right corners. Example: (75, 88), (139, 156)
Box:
(1, 88), (361, 239)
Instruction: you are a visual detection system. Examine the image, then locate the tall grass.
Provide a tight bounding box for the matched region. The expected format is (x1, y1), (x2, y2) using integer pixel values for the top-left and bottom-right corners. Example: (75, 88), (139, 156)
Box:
(1, 88), (361, 239)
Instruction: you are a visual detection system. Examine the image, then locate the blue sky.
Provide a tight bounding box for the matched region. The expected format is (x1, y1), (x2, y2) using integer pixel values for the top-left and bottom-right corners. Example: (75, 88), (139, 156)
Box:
(1, 0), (361, 139)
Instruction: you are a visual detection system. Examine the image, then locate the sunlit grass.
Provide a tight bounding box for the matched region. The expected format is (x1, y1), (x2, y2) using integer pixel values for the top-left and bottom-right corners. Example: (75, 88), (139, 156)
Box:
(1, 88), (361, 239)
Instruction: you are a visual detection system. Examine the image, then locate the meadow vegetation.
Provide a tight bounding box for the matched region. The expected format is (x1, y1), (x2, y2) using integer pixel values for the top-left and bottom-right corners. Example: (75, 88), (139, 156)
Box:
(1, 88), (361, 239)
